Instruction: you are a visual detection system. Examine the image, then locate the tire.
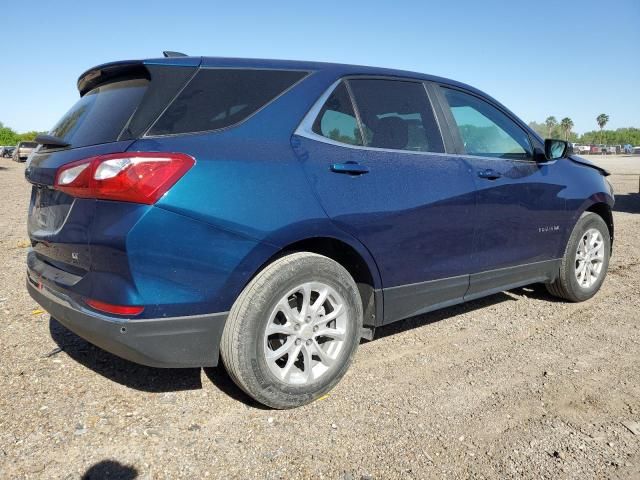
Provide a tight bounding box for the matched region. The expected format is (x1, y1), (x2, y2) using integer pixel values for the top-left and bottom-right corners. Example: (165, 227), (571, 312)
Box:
(220, 252), (363, 409)
(546, 212), (610, 302)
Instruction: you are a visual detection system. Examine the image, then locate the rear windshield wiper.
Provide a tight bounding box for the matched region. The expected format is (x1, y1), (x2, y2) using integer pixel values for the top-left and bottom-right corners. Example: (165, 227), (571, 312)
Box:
(34, 134), (71, 148)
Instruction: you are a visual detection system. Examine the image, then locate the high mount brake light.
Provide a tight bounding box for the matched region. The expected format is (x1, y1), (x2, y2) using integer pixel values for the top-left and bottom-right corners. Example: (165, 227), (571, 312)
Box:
(54, 152), (195, 204)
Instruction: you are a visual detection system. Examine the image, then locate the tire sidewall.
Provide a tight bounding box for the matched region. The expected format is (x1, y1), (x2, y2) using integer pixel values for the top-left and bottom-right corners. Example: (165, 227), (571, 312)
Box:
(563, 213), (610, 301)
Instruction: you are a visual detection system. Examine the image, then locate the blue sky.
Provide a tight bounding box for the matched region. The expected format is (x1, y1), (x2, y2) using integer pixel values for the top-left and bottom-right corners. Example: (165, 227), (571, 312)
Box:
(2, 0), (638, 134)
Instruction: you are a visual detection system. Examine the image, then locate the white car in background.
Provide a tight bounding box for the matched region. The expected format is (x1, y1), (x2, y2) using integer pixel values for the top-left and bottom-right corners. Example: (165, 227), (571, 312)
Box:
(605, 146), (618, 154)
(574, 145), (591, 155)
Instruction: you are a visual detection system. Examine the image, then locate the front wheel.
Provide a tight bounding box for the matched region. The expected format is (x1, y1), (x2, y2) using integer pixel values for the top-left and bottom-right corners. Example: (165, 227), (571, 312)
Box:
(546, 212), (610, 302)
(220, 252), (363, 409)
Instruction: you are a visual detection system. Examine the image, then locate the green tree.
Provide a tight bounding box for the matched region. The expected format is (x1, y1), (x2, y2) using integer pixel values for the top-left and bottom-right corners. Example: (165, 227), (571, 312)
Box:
(0, 125), (20, 146)
(528, 121), (546, 138)
(596, 114), (609, 144)
(545, 116), (558, 138)
(579, 127), (640, 146)
(18, 131), (42, 141)
(560, 117), (574, 141)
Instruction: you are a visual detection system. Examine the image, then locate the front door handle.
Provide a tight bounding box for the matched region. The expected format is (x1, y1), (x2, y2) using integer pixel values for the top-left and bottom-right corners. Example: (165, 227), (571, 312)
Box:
(477, 168), (502, 180)
(331, 162), (370, 175)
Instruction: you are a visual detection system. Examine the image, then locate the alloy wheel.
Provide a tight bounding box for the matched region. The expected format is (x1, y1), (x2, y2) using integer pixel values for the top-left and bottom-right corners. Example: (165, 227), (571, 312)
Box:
(263, 282), (348, 385)
(575, 228), (605, 288)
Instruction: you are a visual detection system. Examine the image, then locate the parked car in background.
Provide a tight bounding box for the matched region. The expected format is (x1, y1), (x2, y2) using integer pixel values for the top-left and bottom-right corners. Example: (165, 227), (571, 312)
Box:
(589, 145), (602, 154)
(575, 145), (590, 155)
(605, 146), (618, 155)
(25, 55), (615, 408)
(633, 146), (640, 154)
(1, 146), (16, 158)
(12, 141), (37, 162)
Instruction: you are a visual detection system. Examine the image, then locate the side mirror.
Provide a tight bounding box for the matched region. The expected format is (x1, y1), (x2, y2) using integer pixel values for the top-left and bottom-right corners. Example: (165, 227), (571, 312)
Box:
(544, 139), (571, 160)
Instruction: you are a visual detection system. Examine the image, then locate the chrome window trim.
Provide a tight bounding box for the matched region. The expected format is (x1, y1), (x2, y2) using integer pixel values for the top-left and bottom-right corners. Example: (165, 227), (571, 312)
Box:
(456, 153), (553, 165)
(295, 76), (447, 157)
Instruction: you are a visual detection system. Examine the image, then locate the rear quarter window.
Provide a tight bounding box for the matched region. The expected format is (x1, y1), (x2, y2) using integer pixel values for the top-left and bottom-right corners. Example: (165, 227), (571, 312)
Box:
(148, 69), (308, 136)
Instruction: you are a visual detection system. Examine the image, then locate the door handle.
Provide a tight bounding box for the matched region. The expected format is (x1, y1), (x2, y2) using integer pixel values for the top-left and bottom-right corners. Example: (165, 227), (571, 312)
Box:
(331, 162), (370, 175)
(477, 168), (502, 180)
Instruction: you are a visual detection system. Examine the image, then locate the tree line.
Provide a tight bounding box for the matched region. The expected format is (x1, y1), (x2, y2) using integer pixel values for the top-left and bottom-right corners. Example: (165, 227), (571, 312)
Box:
(0, 121), (43, 145)
(528, 114), (639, 146)
(3, 115), (639, 149)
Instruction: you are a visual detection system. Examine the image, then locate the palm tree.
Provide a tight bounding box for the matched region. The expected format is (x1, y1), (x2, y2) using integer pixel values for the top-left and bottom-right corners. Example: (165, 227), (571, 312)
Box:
(596, 113), (609, 144)
(545, 116), (558, 138)
(560, 117), (574, 141)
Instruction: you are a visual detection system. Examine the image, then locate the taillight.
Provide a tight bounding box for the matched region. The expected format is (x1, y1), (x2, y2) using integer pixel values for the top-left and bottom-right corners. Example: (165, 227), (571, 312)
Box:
(85, 298), (144, 316)
(54, 152), (195, 204)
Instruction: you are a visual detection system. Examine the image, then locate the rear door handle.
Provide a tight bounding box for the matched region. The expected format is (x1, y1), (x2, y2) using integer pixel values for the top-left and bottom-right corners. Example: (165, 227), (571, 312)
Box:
(331, 162), (370, 175)
(477, 168), (502, 180)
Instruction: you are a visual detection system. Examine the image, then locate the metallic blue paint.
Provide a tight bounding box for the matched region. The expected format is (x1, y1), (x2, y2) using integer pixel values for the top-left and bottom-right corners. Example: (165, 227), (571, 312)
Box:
(26, 56), (614, 333)
(293, 137), (477, 286)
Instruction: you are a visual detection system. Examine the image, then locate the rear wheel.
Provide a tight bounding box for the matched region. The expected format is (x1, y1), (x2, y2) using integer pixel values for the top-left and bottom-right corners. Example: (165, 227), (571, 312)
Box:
(546, 212), (610, 302)
(220, 252), (362, 409)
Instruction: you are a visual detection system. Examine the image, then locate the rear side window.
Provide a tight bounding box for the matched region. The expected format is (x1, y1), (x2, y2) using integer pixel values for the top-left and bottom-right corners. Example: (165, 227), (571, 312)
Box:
(348, 79), (444, 153)
(312, 82), (363, 146)
(49, 78), (149, 149)
(442, 88), (532, 160)
(149, 69), (307, 136)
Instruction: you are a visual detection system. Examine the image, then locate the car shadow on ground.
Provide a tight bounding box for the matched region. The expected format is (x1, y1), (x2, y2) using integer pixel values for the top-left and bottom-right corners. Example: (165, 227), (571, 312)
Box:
(370, 290), (516, 341)
(49, 316), (265, 406)
(202, 366), (269, 409)
(613, 192), (640, 214)
(49, 317), (203, 393)
(370, 282), (563, 342)
(50, 283), (562, 404)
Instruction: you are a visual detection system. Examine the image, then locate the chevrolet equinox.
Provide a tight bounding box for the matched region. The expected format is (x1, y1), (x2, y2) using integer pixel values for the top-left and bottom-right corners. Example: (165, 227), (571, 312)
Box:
(26, 54), (614, 408)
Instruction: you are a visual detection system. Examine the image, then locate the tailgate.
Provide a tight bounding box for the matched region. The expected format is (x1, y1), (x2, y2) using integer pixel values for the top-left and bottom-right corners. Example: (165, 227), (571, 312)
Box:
(25, 59), (198, 283)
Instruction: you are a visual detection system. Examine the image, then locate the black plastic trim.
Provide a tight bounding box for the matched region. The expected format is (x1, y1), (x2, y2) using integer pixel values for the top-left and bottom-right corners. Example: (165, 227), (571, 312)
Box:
(465, 259), (560, 301)
(382, 275), (469, 324)
(27, 278), (227, 368)
(381, 259), (561, 325)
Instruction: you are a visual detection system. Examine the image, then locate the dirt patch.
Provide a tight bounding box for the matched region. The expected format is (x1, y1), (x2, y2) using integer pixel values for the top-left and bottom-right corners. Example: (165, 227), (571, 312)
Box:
(1, 157), (639, 479)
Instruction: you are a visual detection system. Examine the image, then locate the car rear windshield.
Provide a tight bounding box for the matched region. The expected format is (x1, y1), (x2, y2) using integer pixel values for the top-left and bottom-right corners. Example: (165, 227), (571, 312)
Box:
(19, 142), (37, 148)
(48, 78), (149, 149)
(148, 69), (308, 136)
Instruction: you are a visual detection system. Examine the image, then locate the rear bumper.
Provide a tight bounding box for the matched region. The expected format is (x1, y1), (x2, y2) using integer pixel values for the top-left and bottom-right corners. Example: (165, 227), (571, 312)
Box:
(27, 277), (227, 368)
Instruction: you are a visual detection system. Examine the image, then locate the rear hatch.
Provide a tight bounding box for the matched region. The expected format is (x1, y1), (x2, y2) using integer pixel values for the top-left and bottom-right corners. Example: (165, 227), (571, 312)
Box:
(25, 58), (200, 293)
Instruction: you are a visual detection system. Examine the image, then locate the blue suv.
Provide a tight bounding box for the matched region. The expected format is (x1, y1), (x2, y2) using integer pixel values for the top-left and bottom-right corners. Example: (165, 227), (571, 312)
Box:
(26, 55), (614, 408)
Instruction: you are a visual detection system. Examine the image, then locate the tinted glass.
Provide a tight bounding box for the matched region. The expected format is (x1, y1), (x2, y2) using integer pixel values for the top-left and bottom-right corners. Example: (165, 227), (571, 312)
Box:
(149, 69), (307, 135)
(49, 78), (149, 148)
(443, 88), (532, 160)
(348, 79), (444, 153)
(312, 82), (362, 145)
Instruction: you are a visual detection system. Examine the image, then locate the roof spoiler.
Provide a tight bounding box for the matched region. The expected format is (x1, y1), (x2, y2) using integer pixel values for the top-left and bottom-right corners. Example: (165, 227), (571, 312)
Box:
(77, 60), (148, 96)
(163, 51), (188, 58)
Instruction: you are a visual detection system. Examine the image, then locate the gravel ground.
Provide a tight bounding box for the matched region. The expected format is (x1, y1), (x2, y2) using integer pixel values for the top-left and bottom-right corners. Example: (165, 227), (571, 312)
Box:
(1, 155), (639, 479)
